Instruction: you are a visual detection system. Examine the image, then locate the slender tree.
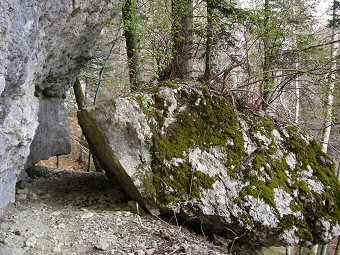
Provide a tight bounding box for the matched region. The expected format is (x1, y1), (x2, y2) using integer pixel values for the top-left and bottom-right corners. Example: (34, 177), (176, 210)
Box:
(204, 0), (215, 82)
(123, 0), (142, 90)
(165, 0), (194, 80)
(261, 0), (273, 110)
(322, 4), (338, 154)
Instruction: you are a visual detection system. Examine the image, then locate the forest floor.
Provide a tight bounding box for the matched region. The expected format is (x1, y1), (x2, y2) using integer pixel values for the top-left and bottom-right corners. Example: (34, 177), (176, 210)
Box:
(0, 166), (233, 255)
(2, 166), (337, 255)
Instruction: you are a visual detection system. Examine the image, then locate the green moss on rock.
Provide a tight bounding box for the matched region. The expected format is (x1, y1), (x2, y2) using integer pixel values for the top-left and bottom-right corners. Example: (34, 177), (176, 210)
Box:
(153, 161), (215, 204)
(162, 81), (180, 90)
(146, 86), (245, 203)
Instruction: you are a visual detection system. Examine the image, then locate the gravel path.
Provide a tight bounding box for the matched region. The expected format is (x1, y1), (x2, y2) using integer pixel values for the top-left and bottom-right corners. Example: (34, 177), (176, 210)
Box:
(0, 167), (228, 255)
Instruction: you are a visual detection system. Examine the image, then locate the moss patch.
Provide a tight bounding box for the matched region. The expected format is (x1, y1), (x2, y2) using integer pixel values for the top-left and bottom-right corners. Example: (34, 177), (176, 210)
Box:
(153, 161), (216, 203)
(139, 85), (340, 221)
(162, 81), (180, 90)
(142, 86), (245, 204)
(285, 127), (340, 221)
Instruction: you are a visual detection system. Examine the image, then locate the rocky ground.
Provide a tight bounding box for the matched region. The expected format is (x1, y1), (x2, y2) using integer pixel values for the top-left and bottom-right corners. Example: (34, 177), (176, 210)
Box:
(0, 167), (231, 255)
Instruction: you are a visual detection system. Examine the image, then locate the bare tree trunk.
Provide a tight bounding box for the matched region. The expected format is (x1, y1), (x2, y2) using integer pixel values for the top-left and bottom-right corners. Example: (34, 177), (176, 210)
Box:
(335, 234), (340, 255)
(320, 244), (328, 255)
(322, 0), (338, 154)
(204, 0), (214, 82)
(294, 61), (300, 125)
(166, 0), (193, 80)
(73, 77), (91, 171)
(73, 77), (86, 110)
(77, 133), (85, 164)
(122, 0), (142, 90)
(320, 4), (337, 252)
(87, 153), (92, 172)
(73, 77), (103, 172)
(260, 0), (272, 110)
(336, 164), (340, 253)
(74, 78), (89, 168)
(286, 245), (292, 255)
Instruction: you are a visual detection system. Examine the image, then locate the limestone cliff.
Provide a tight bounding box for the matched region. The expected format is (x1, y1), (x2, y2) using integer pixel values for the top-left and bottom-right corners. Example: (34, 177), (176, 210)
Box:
(78, 84), (340, 247)
(0, 0), (122, 208)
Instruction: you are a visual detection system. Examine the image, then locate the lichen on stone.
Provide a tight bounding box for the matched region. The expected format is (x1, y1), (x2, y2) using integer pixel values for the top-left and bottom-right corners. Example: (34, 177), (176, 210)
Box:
(78, 83), (340, 247)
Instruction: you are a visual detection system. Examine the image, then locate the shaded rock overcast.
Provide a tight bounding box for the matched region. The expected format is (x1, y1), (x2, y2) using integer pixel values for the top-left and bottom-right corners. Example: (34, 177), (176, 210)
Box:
(79, 84), (340, 247)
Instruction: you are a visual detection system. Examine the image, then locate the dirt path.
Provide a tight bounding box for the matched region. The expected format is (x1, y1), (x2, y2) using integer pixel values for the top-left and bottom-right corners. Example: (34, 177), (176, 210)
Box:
(0, 167), (228, 255)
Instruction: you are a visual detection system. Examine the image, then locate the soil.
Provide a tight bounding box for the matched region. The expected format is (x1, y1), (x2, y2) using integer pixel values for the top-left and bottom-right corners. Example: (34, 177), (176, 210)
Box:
(2, 167), (335, 255)
(0, 166), (228, 255)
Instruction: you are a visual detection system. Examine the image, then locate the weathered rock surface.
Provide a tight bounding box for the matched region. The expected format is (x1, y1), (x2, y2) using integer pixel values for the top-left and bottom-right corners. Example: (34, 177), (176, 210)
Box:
(78, 84), (340, 247)
(0, 0), (121, 208)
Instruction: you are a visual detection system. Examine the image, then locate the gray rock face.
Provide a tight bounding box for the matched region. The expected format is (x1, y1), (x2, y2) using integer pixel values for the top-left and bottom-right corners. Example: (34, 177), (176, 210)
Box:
(0, 0), (121, 208)
(78, 85), (340, 247)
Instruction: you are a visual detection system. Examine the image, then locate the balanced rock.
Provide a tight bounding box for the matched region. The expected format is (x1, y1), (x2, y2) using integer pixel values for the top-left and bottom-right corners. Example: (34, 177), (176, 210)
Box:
(78, 84), (340, 247)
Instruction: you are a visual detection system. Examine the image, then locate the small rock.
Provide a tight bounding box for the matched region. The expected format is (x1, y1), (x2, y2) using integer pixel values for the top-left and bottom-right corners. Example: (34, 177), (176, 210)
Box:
(16, 194), (27, 200)
(146, 249), (155, 255)
(17, 181), (26, 189)
(42, 193), (51, 199)
(52, 211), (62, 217)
(52, 245), (62, 253)
(57, 223), (65, 229)
(3, 237), (11, 245)
(127, 200), (138, 213)
(25, 236), (36, 248)
(183, 243), (200, 254)
(35, 232), (45, 238)
(136, 250), (145, 255)
(95, 239), (110, 251)
(0, 246), (13, 255)
(14, 230), (21, 236)
(150, 240), (158, 249)
(17, 187), (29, 195)
(28, 192), (38, 201)
(81, 212), (94, 219)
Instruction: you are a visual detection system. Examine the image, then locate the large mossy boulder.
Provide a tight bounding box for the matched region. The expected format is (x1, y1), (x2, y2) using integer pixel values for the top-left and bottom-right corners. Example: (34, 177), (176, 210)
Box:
(78, 84), (340, 247)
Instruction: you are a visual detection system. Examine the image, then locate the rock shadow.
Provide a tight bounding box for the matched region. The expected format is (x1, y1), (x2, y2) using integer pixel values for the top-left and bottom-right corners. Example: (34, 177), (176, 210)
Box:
(20, 166), (129, 211)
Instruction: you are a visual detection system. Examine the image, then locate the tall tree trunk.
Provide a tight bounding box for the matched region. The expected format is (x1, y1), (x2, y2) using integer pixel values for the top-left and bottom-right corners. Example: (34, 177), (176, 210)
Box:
(286, 245), (292, 255)
(320, 244), (328, 255)
(322, 0), (338, 154)
(261, 0), (272, 110)
(73, 77), (102, 172)
(335, 232), (340, 255)
(204, 0), (214, 82)
(123, 0), (142, 90)
(294, 61), (300, 125)
(73, 77), (86, 110)
(167, 0), (193, 80)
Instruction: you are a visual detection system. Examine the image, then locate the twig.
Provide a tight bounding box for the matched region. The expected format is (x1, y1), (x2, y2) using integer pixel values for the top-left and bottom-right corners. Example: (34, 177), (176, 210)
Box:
(189, 168), (195, 199)
(200, 219), (206, 239)
(225, 226), (247, 254)
(168, 246), (183, 255)
(136, 203), (152, 230)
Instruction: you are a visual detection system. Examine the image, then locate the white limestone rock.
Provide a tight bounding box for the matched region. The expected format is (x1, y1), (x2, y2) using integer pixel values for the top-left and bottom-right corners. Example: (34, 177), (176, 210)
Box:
(78, 85), (340, 247)
(0, 0), (122, 209)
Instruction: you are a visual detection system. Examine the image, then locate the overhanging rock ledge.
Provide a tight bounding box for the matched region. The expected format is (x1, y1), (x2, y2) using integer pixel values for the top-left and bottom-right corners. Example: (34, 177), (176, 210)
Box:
(0, 0), (122, 209)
